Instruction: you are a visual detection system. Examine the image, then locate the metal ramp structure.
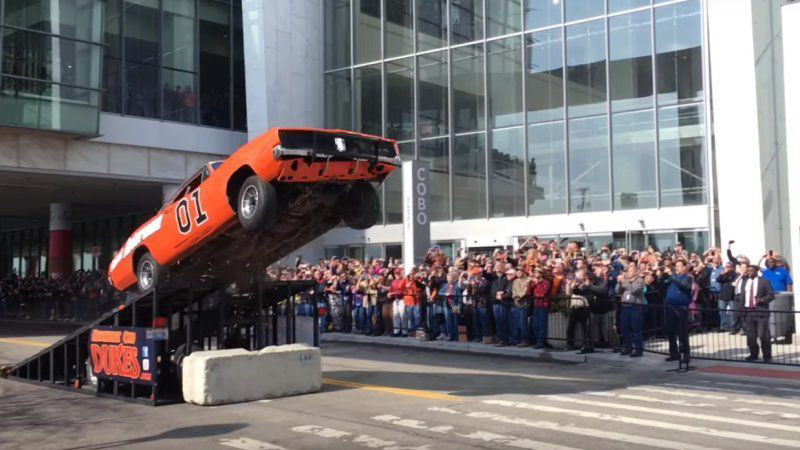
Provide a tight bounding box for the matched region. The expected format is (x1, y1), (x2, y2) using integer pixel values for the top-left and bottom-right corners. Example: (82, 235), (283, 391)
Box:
(1, 280), (317, 406)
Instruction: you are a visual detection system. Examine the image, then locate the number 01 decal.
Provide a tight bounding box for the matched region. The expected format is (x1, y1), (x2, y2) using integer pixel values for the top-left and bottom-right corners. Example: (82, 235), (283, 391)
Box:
(176, 189), (209, 234)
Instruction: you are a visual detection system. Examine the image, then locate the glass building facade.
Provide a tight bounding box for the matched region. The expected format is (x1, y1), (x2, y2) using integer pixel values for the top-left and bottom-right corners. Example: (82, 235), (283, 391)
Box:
(324, 0), (708, 226)
(101, 0), (247, 130)
(0, 0), (104, 135)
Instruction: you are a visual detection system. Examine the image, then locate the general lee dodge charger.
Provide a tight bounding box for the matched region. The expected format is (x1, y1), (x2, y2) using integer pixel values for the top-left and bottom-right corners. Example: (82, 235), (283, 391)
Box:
(108, 128), (399, 292)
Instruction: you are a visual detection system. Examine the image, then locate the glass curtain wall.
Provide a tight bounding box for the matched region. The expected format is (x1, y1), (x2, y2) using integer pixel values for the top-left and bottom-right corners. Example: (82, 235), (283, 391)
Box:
(323, 0), (707, 224)
(0, 0), (103, 135)
(100, 0), (247, 130)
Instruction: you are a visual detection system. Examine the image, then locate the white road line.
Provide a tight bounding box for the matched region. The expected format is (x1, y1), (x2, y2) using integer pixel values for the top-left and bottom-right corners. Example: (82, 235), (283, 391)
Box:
(219, 437), (288, 450)
(483, 399), (800, 448)
(697, 381), (800, 396)
(660, 382), (755, 395)
(733, 408), (800, 420)
(372, 414), (578, 450)
(540, 395), (800, 433)
(584, 391), (715, 407)
(777, 387), (800, 394)
(630, 386), (800, 409)
(427, 407), (714, 450)
(291, 425), (431, 450)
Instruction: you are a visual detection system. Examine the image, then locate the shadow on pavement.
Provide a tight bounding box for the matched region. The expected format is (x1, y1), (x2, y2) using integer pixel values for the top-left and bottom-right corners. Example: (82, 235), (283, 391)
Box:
(60, 423), (249, 450)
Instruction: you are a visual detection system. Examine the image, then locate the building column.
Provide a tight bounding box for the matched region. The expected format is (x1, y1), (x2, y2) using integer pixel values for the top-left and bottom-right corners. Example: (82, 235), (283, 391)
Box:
(48, 202), (72, 279)
(782, 1), (800, 298)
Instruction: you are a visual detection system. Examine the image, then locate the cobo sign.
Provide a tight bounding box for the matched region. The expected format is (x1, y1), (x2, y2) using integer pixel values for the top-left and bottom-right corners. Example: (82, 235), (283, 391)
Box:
(402, 160), (431, 273)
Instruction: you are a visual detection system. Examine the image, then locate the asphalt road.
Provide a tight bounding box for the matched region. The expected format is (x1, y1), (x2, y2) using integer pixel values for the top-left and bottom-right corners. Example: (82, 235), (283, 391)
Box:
(2, 325), (800, 450)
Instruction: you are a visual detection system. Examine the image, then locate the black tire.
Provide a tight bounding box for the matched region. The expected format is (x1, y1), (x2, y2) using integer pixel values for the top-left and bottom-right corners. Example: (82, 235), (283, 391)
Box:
(173, 343), (203, 386)
(341, 181), (380, 230)
(237, 175), (277, 230)
(136, 252), (160, 292)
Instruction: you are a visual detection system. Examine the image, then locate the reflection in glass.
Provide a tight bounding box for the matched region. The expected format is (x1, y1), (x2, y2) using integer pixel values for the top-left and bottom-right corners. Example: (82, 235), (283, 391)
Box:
(162, 0), (195, 73)
(103, 0), (123, 113)
(569, 115), (609, 212)
(325, 0), (351, 69)
(677, 230), (708, 255)
(655, 0), (703, 104)
(386, 58), (414, 140)
(386, 0), (413, 57)
(386, 142), (414, 224)
(355, 0), (381, 63)
(565, 0), (604, 22)
(491, 127), (525, 217)
(488, 36), (524, 128)
(325, 69), (352, 129)
(200, 0), (231, 128)
(524, 0), (562, 30)
(124, 0), (159, 118)
(453, 133), (487, 219)
(566, 20), (606, 118)
(609, 0), (650, 13)
(451, 0), (483, 44)
(355, 64), (382, 135)
(528, 121), (566, 215)
(609, 11), (652, 113)
(162, 69), (197, 123)
(233, 2), (247, 131)
(659, 105), (706, 207)
(418, 52), (448, 138)
(2, 0), (102, 42)
(419, 138), (450, 222)
(452, 44), (485, 133)
(612, 110), (656, 210)
(487, 0), (522, 38)
(0, 77), (99, 134)
(526, 28), (563, 123)
(418, 0), (447, 51)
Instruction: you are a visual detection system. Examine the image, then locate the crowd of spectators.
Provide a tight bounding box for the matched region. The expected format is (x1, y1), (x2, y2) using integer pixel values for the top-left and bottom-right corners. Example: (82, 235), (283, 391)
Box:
(269, 239), (793, 363)
(0, 270), (115, 322)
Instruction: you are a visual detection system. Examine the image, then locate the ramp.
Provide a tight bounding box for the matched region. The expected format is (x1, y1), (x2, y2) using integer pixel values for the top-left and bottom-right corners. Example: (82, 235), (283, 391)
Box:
(1, 280), (317, 405)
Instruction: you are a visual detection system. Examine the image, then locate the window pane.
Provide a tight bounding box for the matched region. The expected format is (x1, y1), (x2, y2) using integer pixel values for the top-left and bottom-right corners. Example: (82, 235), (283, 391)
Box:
(526, 28), (563, 123)
(453, 133), (487, 219)
(612, 110), (655, 210)
(418, 0), (447, 51)
(677, 230), (708, 255)
(488, 36), (523, 128)
(490, 127), (525, 217)
(655, 0), (703, 104)
(232, 1), (247, 131)
(386, 58), (414, 140)
(355, 64), (381, 135)
(200, 0), (231, 128)
(355, 0), (381, 63)
(162, 69), (197, 123)
(418, 51), (448, 138)
(163, 0), (195, 72)
(566, 19), (606, 118)
(386, 142), (414, 224)
(102, 0), (123, 113)
(0, 77), (99, 134)
(325, 69), (352, 129)
(487, 0), (522, 38)
(124, 0), (159, 118)
(528, 121), (566, 215)
(569, 115), (609, 212)
(451, 0), (483, 44)
(610, 11), (652, 112)
(609, 0), (650, 14)
(419, 138), (450, 222)
(659, 105), (706, 207)
(325, 0), (351, 69)
(524, 0), (562, 30)
(565, 0), (604, 22)
(452, 44), (485, 133)
(2, 0), (102, 42)
(385, 0), (413, 57)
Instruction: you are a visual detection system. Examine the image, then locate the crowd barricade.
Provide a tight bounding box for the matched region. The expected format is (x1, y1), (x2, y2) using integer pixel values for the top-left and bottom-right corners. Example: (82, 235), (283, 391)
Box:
(305, 291), (798, 366)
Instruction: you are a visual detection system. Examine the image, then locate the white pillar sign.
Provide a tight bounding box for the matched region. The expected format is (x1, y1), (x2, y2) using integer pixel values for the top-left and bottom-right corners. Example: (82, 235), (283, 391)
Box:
(402, 160), (431, 275)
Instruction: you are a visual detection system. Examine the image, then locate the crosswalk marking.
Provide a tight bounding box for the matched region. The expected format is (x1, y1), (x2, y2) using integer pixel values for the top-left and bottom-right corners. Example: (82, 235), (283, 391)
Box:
(540, 394), (800, 433)
(777, 387), (800, 394)
(372, 414), (579, 450)
(584, 391), (715, 407)
(427, 407), (715, 450)
(219, 437), (288, 450)
(733, 408), (800, 420)
(661, 382), (756, 395)
(483, 399), (800, 448)
(291, 425), (431, 450)
(291, 425), (350, 439)
(631, 386), (800, 409)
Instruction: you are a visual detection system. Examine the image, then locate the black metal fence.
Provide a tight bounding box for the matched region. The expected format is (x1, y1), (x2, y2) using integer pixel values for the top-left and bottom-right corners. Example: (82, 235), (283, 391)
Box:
(311, 292), (798, 366)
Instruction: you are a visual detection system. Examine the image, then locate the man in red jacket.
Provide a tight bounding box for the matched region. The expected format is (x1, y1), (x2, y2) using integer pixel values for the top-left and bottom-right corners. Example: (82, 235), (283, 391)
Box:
(529, 267), (552, 349)
(389, 268), (406, 336)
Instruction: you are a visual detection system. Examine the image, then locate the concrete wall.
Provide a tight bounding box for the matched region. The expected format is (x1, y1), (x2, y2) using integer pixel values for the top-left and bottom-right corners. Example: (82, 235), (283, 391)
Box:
(782, 1), (800, 289)
(241, 0), (324, 140)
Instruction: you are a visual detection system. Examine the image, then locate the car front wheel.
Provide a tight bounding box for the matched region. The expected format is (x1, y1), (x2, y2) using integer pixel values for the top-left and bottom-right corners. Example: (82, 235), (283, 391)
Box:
(237, 175), (277, 231)
(136, 252), (160, 292)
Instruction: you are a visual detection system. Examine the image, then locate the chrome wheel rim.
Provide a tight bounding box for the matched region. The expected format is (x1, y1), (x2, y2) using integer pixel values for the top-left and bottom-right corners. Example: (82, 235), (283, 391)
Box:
(139, 260), (153, 289)
(241, 185), (258, 218)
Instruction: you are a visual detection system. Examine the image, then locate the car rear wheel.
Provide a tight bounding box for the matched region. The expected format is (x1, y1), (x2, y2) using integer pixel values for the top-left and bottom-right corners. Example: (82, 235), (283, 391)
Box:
(136, 252), (160, 292)
(237, 175), (277, 230)
(341, 181), (380, 230)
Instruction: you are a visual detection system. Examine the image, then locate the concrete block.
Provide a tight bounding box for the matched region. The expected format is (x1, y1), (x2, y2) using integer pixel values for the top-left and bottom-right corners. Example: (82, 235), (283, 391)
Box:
(149, 148), (186, 180)
(0, 134), (19, 166)
(108, 144), (148, 177)
(182, 344), (321, 406)
(66, 141), (109, 173)
(18, 135), (66, 170)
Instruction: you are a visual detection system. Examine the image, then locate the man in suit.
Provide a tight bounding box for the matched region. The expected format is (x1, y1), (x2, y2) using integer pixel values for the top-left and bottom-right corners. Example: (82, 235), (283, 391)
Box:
(739, 265), (775, 362)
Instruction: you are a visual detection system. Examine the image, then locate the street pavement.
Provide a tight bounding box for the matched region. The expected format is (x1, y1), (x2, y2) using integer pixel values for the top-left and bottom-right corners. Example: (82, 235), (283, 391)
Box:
(2, 324), (800, 449)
